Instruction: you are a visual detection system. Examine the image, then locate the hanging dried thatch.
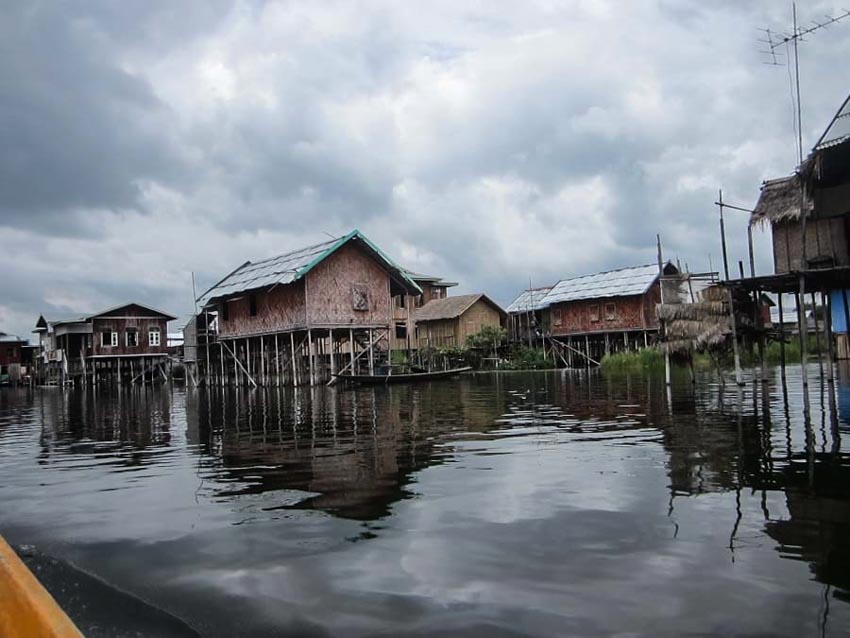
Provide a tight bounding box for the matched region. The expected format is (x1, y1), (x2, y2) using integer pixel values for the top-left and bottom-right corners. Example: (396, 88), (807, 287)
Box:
(749, 175), (813, 227)
(658, 284), (731, 356)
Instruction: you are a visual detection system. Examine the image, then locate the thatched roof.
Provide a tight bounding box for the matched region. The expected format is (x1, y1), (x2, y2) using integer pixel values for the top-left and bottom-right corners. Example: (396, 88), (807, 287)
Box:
(415, 294), (505, 322)
(749, 175), (813, 227)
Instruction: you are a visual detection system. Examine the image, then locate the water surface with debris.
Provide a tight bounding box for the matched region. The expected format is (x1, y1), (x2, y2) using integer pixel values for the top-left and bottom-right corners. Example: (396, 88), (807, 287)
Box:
(1, 366), (848, 637)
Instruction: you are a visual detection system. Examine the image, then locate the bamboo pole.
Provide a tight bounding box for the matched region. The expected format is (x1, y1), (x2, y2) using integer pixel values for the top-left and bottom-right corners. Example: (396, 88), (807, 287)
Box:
(221, 340), (257, 387)
(727, 288), (744, 386)
(824, 289), (835, 386)
(368, 328), (375, 376)
(274, 334), (280, 386)
(291, 332), (298, 387)
(777, 293), (787, 384)
(810, 292), (824, 377)
(657, 234), (671, 386)
(260, 335), (266, 386)
(307, 330), (315, 386)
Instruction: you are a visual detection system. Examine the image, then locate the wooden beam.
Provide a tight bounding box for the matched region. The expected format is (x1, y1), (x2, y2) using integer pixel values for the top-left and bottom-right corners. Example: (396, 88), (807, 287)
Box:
(221, 340), (258, 387)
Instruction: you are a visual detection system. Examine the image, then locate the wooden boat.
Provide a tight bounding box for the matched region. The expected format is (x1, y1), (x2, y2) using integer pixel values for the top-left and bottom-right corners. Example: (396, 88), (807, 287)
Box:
(334, 366), (472, 385)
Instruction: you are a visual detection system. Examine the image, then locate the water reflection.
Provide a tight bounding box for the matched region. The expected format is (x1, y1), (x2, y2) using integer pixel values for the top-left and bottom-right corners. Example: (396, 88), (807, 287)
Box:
(0, 367), (848, 636)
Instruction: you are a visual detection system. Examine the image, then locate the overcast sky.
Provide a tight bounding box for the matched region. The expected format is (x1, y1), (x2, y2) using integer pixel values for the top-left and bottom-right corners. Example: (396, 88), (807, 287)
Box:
(2, 1), (849, 337)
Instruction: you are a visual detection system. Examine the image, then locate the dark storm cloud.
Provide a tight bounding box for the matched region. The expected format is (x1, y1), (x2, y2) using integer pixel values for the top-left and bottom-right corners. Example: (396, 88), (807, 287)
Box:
(1, 0), (850, 336)
(0, 2), (207, 232)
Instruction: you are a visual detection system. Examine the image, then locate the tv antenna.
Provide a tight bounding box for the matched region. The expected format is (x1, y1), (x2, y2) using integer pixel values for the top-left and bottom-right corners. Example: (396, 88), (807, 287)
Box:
(760, 4), (850, 164)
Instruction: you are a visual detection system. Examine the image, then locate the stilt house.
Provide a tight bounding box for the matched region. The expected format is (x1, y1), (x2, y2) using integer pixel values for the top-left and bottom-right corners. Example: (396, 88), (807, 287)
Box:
(391, 271), (457, 351)
(196, 230), (422, 386)
(414, 294), (506, 349)
(33, 303), (176, 385)
(748, 91), (850, 357)
(545, 263), (679, 361)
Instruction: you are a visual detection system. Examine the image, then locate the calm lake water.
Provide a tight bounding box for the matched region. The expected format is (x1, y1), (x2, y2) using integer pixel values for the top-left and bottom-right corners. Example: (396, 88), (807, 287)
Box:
(1, 366), (849, 637)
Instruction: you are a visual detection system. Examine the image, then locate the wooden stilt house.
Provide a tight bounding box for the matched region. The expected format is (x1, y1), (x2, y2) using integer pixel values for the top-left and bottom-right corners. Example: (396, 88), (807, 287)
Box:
(748, 91), (850, 358)
(33, 303), (176, 385)
(195, 230), (422, 386)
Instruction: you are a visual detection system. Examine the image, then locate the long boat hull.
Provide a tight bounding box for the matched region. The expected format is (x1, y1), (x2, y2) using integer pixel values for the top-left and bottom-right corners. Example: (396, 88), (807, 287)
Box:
(334, 366), (473, 385)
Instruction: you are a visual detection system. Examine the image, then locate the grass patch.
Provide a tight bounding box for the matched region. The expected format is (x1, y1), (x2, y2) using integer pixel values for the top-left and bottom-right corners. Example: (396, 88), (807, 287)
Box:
(600, 348), (665, 373)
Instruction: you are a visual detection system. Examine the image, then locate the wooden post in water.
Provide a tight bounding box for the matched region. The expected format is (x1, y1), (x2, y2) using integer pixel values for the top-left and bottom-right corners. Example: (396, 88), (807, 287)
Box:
(824, 289), (836, 387)
(727, 288), (744, 386)
(657, 234), (671, 387)
(719, 189), (730, 281)
(810, 292), (824, 377)
(290, 332), (298, 387)
(756, 288), (768, 386)
(777, 293), (787, 384)
(368, 328), (375, 376)
(349, 329), (355, 376)
(274, 334), (280, 386)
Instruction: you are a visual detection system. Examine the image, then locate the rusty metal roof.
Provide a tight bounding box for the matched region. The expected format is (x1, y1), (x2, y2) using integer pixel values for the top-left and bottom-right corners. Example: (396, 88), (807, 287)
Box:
(506, 287), (553, 313)
(544, 264), (665, 306)
(197, 230), (421, 307)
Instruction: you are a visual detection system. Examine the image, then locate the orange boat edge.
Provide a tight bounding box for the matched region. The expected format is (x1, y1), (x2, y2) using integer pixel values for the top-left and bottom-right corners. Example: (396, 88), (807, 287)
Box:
(0, 535), (84, 638)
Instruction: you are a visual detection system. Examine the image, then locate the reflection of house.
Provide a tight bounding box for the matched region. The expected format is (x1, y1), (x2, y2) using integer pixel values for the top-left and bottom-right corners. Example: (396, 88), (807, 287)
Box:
(414, 294), (506, 349)
(196, 230), (422, 386)
(33, 303), (176, 385)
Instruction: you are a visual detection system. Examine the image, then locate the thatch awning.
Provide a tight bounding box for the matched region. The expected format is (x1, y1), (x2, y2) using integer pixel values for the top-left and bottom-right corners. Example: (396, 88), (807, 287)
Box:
(749, 175), (813, 227)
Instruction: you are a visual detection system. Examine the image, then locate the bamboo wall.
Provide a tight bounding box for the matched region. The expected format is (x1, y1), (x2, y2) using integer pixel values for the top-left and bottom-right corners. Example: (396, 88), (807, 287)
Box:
(305, 242), (392, 327)
(550, 290), (658, 337)
(418, 299), (503, 348)
(773, 217), (849, 273)
(218, 280), (307, 338)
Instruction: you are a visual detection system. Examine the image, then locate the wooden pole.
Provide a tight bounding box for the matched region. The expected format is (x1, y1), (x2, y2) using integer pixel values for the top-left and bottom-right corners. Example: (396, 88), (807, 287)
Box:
(719, 189), (730, 281)
(349, 329), (355, 376)
(810, 292), (824, 377)
(330, 329), (337, 380)
(824, 289), (836, 386)
(727, 288), (744, 386)
(307, 329), (315, 386)
(219, 342), (225, 386)
(747, 225), (756, 278)
(777, 293), (787, 384)
(756, 289), (768, 386)
(260, 335), (266, 386)
(368, 328), (375, 376)
(657, 234), (671, 386)
(291, 332), (298, 387)
(274, 333), (280, 386)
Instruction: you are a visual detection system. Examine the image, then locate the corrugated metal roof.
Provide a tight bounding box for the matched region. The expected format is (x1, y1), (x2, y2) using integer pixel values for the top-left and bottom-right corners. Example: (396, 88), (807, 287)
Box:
(815, 93), (850, 150)
(415, 294), (505, 322)
(0, 333), (27, 344)
(544, 264), (663, 305)
(506, 287), (553, 313)
(197, 230), (421, 307)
